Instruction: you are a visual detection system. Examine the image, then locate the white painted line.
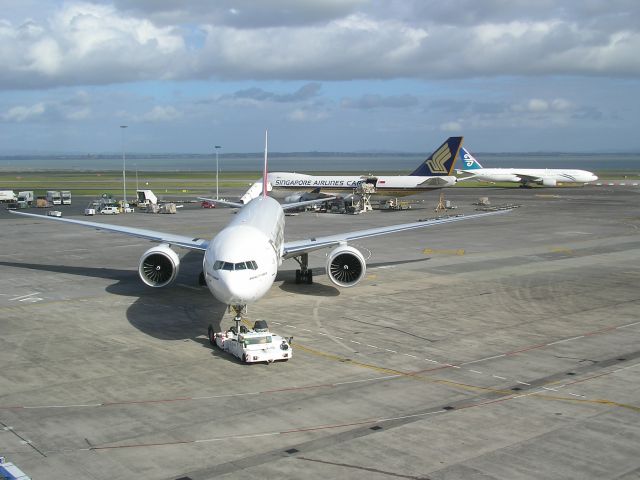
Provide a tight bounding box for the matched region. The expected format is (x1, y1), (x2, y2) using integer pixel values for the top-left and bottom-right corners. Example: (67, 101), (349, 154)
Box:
(24, 403), (101, 409)
(378, 410), (446, 422)
(424, 358), (439, 364)
(617, 321), (640, 329)
(569, 393), (585, 398)
(350, 340), (361, 345)
(385, 349), (397, 353)
(492, 375), (507, 380)
(317, 332), (328, 336)
(9, 292), (41, 301)
(461, 354), (506, 365)
(469, 370), (483, 375)
(301, 328), (312, 332)
(403, 354), (418, 359)
(285, 325), (296, 329)
(542, 387), (558, 392)
(517, 381), (531, 386)
(547, 336), (584, 346)
(366, 344), (379, 349)
(271, 322), (281, 325)
(333, 336), (343, 340)
(334, 375), (401, 386)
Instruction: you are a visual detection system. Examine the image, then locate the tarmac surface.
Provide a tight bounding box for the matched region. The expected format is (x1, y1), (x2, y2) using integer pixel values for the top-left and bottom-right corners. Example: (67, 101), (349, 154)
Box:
(1, 185), (639, 480)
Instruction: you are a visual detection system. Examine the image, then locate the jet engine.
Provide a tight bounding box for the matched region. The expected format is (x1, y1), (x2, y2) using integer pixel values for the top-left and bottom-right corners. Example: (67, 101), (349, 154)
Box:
(138, 243), (180, 287)
(541, 178), (557, 187)
(284, 194), (303, 204)
(326, 245), (366, 288)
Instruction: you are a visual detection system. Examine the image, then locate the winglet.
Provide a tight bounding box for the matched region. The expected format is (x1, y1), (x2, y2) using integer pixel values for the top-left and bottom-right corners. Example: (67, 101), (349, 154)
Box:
(410, 137), (463, 176)
(263, 129), (268, 198)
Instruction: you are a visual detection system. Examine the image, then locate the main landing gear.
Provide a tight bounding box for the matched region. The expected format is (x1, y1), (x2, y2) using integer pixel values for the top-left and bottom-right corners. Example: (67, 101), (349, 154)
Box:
(293, 253), (313, 284)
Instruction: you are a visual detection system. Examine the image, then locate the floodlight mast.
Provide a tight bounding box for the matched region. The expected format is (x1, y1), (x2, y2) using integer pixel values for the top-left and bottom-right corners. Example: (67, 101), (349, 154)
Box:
(215, 145), (222, 199)
(120, 125), (128, 211)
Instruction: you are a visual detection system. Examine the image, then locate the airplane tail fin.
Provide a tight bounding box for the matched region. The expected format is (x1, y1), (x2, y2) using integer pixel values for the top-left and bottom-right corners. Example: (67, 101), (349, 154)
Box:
(460, 147), (483, 170)
(410, 137), (463, 176)
(263, 129), (269, 198)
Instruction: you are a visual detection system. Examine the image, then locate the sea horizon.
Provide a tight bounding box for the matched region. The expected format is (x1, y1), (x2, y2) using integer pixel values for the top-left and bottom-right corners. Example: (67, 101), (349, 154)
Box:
(0, 151), (638, 172)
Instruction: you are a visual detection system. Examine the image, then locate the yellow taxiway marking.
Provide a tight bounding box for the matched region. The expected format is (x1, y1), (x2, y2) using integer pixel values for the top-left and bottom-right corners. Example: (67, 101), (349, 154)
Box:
(423, 248), (465, 256)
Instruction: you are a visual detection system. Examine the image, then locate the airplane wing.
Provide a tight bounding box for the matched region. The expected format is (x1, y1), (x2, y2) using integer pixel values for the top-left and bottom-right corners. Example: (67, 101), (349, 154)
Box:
(198, 197), (245, 208)
(281, 196), (336, 211)
(513, 173), (541, 183)
(8, 211), (209, 251)
(198, 196), (335, 211)
(282, 209), (510, 259)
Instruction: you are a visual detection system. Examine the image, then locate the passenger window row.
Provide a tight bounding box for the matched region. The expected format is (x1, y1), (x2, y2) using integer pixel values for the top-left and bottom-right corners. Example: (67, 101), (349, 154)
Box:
(213, 260), (258, 271)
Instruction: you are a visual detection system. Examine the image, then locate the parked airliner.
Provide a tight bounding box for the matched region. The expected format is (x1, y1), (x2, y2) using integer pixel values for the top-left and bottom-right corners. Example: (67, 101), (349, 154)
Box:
(10, 133), (508, 322)
(238, 137), (464, 204)
(456, 147), (598, 187)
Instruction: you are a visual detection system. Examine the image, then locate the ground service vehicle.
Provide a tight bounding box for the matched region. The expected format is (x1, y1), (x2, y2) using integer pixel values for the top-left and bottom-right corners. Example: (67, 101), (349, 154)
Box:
(100, 206), (120, 215)
(201, 200), (216, 208)
(0, 190), (16, 203)
(61, 191), (71, 205)
(208, 320), (292, 363)
(17, 191), (34, 205)
(46, 191), (61, 205)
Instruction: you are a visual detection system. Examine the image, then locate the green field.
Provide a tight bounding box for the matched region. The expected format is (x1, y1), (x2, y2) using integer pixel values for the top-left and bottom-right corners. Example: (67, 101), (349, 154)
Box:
(0, 170), (636, 198)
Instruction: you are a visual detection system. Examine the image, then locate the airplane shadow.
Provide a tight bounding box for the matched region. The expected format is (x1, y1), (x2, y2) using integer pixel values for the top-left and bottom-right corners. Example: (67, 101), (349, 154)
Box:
(275, 257), (431, 296)
(0, 253), (226, 343)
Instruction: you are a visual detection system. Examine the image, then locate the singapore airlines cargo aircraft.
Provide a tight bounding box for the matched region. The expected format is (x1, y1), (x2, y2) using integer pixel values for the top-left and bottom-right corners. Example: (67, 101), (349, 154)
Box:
(239, 137), (463, 204)
(457, 147), (598, 187)
(10, 134), (508, 323)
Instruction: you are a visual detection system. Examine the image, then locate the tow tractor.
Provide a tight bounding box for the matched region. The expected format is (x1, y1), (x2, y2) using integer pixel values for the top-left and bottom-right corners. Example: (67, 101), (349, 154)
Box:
(208, 319), (292, 364)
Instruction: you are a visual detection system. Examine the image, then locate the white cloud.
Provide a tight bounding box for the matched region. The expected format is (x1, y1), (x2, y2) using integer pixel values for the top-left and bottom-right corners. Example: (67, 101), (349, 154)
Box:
(0, 2), (639, 88)
(286, 108), (329, 122)
(138, 105), (182, 122)
(0, 2), (187, 88)
(440, 121), (463, 132)
(2, 102), (46, 122)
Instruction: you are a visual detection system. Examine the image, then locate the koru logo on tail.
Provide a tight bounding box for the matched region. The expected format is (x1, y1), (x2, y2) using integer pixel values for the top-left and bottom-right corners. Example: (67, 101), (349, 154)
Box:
(463, 153), (474, 168)
(426, 143), (451, 174)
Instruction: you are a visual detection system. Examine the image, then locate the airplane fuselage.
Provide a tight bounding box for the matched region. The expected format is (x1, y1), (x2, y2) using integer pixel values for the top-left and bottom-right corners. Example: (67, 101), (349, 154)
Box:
(203, 196), (284, 305)
(461, 168), (598, 185)
(266, 172), (456, 199)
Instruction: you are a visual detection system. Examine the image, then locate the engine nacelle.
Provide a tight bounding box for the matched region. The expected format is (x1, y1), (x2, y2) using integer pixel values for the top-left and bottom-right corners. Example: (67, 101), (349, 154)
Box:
(326, 245), (366, 288)
(541, 178), (557, 187)
(138, 243), (180, 287)
(284, 194), (303, 204)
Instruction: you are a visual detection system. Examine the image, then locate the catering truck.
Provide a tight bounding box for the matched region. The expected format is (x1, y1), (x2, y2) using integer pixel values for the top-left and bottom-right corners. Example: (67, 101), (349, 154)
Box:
(0, 190), (17, 203)
(61, 190), (71, 205)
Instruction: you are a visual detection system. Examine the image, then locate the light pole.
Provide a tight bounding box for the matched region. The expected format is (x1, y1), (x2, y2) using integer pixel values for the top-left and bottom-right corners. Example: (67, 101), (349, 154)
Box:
(215, 145), (222, 199)
(120, 125), (128, 211)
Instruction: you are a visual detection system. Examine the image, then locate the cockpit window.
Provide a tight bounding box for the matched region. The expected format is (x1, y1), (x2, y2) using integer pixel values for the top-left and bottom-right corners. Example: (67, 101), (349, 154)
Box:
(213, 260), (258, 271)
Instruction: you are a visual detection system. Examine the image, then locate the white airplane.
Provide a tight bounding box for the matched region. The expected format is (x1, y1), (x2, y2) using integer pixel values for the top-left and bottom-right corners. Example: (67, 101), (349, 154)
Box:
(239, 137), (463, 204)
(457, 147), (598, 187)
(10, 133), (509, 324)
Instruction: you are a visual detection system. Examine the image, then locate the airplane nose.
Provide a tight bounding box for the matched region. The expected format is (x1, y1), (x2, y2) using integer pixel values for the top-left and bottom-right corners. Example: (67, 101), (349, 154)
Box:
(591, 174), (599, 181)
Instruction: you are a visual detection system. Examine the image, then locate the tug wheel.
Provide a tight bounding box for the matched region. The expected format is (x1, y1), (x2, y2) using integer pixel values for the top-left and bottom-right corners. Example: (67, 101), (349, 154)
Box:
(207, 325), (215, 346)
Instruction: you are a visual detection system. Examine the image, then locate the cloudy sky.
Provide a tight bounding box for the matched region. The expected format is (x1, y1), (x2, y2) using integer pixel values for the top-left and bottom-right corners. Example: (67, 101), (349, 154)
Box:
(1, 0), (639, 154)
